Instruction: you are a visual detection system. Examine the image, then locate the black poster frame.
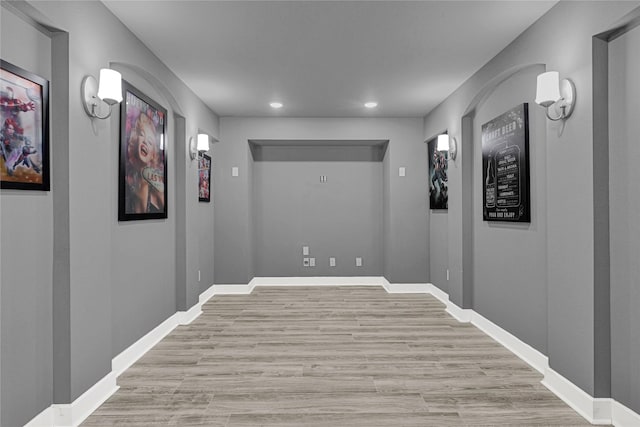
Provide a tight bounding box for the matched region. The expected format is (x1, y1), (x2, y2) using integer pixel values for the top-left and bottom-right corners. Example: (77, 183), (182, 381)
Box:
(481, 103), (530, 222)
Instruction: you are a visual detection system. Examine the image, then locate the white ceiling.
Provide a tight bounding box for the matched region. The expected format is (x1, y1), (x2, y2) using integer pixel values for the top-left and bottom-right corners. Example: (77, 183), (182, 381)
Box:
(103, 1), (556, 118)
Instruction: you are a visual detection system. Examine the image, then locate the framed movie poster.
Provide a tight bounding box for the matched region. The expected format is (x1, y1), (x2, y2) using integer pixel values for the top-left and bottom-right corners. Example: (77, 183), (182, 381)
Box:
(427, 135), (448, 210)
(482, 103), (530, 222)
(198, 153), (211, 203)
(0, 60), (49, 190)
(119, 81), (167, 221)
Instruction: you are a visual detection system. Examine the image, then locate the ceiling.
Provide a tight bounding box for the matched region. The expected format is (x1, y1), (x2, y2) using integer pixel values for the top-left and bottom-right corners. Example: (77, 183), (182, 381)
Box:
(103, 1), (556, 118)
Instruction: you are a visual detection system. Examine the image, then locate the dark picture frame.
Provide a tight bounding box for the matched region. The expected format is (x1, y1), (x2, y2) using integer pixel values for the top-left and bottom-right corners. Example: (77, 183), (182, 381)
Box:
(198, 153), (211, 203)
(427, 134), (448, 210)
(118, 81), (168, 221)
(482, 103), (530, 222)
(0, 60), (50, 190)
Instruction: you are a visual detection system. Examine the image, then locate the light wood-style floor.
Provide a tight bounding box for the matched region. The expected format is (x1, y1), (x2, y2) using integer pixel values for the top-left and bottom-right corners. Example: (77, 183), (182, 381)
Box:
(82, 286), (594, 426)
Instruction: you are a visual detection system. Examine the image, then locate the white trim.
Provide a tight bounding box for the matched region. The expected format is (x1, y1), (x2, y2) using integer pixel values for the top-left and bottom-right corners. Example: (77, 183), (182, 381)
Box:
(177, 303), (202, 325)
(23, 406), (54, 427)
(211, 283), (255, 294)
(470, 312), (548, 375)
(612, 399), (640, 427)
(199, 282), (216, 304)
(112, 314), (178, 377)
(426, 283), (449, 305)
(382, 282), (430, 293)
(49, 373), (118, 427)
(251, 276), (385, 287)
(541, 367), (612, 424)
(445, 302), (472, 323)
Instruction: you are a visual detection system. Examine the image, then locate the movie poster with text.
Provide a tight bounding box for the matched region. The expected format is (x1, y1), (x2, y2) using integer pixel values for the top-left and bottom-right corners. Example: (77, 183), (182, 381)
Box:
(482, 103), (530, 222)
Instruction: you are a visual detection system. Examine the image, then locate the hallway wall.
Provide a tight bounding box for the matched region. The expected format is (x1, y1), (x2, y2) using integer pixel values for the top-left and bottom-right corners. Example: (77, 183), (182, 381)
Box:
(424, 0), (640, 406)
(609, 22), (640, 414)
(253, 158), (384, 277)
(0, 2), (219, 425)
(0, 8), (53, 426)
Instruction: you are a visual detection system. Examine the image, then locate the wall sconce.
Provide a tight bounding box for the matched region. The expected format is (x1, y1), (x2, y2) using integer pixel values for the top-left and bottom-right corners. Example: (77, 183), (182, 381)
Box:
(535, 71), (576, 121)
(189, 133), (210, 160)
(437, 134), (457, 160)
(81, 68), (123, 119)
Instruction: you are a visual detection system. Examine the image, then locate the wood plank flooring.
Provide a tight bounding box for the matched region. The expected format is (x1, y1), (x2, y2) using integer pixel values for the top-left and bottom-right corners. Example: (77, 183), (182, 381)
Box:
(82, 286), (594, 426)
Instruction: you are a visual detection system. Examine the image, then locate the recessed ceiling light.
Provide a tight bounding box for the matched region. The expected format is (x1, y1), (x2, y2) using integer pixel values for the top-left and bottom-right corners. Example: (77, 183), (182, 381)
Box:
(364, 102), (378, 109)
(270, 102), (283, 109)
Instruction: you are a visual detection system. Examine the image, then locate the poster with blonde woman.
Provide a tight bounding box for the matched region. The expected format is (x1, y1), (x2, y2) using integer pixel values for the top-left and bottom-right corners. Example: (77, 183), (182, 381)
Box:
(118, 81), (167, 221)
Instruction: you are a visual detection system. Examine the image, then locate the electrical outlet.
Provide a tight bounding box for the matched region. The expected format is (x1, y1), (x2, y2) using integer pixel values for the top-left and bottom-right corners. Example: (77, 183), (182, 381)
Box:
(310, 257), (316, 267)
(329, 257), (336, 267)
(303, 246), (309, 256)
(356, 257), (362, 267)
(303, 258), (310, 267)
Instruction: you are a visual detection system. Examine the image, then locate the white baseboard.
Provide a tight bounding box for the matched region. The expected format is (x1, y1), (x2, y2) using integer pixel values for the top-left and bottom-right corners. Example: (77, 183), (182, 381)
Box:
(177, 302), (202, 325)
(24, 406), (54, 427)
(44, 373), (118, 427)
(382, 281), (430, 294)
(445, 302), (472, 323)
(470, 312), (548, 375)
(112, 314), (178, 377)
(252, 276), (385, 287)
(612, 399), (640, 427)
(211, 283), (255, 294)
(426, 283), (449, 305)
(542, 367), (612, 424)
(199, 282), (216, 304)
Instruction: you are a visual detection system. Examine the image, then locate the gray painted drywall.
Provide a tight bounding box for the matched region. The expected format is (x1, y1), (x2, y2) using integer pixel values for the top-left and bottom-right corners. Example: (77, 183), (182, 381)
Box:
(424, 1), (640, 397)
(609, 22), (640, 414)
(253, 158), (383, 277)
(1, 1), (218, 424)
(0, 7), (54, 426)
(383, 137), (391, 279)
(215, 117), (426, 285)
(251, 144), (386, 162)
(198, 139), (215, 296)
(472, 66), (548, 354)
(426, 134), (449, 294)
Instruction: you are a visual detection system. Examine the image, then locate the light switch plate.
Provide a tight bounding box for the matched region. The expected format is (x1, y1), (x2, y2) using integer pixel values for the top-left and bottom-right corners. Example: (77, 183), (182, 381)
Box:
(399, 167), (406, 177)
(356, 257), (362, 267)
(303, 246), (309, 256)
(329, 257), (336, 267)
(232, 166), (239, 177)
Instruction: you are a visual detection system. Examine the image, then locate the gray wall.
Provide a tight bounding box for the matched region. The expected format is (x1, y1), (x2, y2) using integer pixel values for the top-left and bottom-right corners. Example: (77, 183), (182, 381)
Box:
(1, 1), (218, 425)
(424, 0), (640, 399)
(609, 22), (640, 413)
(215, 117), (426, 284)
(472, 66), (548, 354)
(253, 157), (383, 277)
(0, 7), (53, 426)
(426, 134), (449, 294)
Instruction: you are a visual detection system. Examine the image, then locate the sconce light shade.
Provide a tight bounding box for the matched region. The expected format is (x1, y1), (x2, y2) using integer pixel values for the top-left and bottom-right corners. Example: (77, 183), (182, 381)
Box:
(535, 71), (561, 107)
(197, 133), (210, 152)
(96, 68), (122, 105)
(190, 133), (211, 160)
(437, 134), (457, 160)
(437, 134), (450, 151)
(535, 71), (576, 121)
(82, 68), (123, 119)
